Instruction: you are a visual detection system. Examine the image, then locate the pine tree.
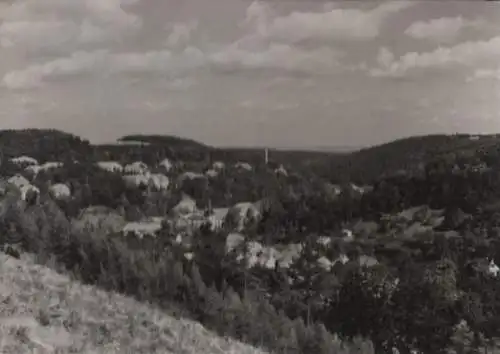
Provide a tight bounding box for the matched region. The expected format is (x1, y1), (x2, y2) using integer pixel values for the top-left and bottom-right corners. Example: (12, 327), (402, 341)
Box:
(203, 283), (224, 320)
(190, 263), (206, 299)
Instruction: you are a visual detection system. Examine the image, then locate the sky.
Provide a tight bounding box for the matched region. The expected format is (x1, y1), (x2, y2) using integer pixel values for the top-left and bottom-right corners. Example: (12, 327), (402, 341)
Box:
(0, 0), (499, 149)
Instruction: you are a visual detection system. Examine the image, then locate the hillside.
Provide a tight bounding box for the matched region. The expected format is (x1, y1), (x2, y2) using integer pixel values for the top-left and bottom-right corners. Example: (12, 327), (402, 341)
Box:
(4, 128), (500, 353)
(0, 252), (268, 354)
(118, 134), (210, 151)
(5, 129), (499, 184)
(320, 133), (500, 183)
(0, 129), (92, 162)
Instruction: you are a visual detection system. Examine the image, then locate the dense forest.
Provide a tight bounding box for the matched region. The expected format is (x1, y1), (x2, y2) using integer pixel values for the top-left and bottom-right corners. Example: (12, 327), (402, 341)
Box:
(2, 129), (500, 354)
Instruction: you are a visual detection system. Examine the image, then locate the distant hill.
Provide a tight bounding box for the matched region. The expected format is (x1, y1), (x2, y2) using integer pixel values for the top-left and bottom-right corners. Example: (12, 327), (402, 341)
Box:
(118, 134), (210, 151)
(3, 129), (499, 185)
(0, 129), (92, 162)
(322, 133), (500, 184)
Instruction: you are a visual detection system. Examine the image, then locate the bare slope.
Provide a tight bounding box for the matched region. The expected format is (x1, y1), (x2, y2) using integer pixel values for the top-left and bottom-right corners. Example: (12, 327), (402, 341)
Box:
(0, 253), (268, 354)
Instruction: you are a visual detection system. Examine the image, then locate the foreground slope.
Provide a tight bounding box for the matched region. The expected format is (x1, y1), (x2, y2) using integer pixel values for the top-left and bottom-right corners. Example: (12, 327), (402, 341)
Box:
(0, 253), (268, 354)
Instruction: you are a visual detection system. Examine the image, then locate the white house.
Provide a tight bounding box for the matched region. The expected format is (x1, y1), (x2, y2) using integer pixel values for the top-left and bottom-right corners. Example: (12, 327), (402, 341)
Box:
(49, 183), (71, 200)
(121, 217), (164, 239)
(7, 174), (30, 189)
(10, 156), (38, 166)
(96, 161), (123, 173)
(122, 174), (150, 189)
(178, 171), (205, 182)
(158, 158), (173, 172)
(488, 259), (500, 277)
(124, 161), (149, 175)
(148, 173), (170, 191)
(19, 184), (40, 202)
(316, 236), (331, 247)
(208, 207), (229, 231)
(25, 162), (63, 177)
(226, 201), (261, 231)
(274, 165), (288, 176)
(205, 169), (219, 178)
(342, 229), (354, 242)
(212, 161), (225, 170)
(235, 162), (252, 171)
(172, 195), (198, 216)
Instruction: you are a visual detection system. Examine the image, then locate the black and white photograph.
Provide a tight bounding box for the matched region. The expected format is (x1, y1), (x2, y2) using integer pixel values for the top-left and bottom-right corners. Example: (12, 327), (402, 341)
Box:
(0, 0), (499, 353)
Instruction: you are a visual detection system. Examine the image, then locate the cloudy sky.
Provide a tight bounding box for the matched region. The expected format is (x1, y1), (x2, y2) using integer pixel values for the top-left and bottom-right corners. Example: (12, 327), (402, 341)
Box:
(0, 0), (499, 149)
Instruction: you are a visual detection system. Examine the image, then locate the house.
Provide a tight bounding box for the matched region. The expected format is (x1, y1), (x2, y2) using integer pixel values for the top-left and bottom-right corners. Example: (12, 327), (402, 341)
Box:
(96, 161), (123, 173)
(212, 161), (225, 170)
(488, 259), (500, 277)
(208, 207), (229, 230)
(172, 195), (198, 216)
(274, 165), (288, 176)
(342, 229), (354, 242)
(9, 156), (38, 166)
(205, 169), (218, 178)
(124, 161), (149, 175)
(121, 217), (164, 239)
(316, 236), (331, 247)
(358, 255), (378, 268)
(7, 174), (30, 189)
(234, 162), (252, 171)
(177, 171), (206, 184)
(19, 184), (40, 203)
(49, 183), (71, 200)
(226, 201), (261, 231)
(158, 158), (173, 172)
(148, 173), (170, 191)
(122, 174), (150, 189)
(27, 161), (64, 176)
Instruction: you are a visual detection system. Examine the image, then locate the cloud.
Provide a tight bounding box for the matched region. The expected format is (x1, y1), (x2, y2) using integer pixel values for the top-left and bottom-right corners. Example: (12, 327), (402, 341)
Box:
(467, 68), (500, 81)
(3, 39), (343, 89)
(0, 0), (141, 50)
(404, 16), (485, 43)
(209, 43), (340, 74)
(241, 1), (415, 43)
(111, 47), (206, 74)
(166, 21), (198, 48)
(3, 50), (108, 89)
(369, 36), (500, 77)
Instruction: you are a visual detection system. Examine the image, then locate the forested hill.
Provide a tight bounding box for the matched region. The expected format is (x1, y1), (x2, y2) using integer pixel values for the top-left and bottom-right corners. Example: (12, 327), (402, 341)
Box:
(1, 129), (500, 183)
(3, 128), (500, 353)
(316, 133), (500, 184)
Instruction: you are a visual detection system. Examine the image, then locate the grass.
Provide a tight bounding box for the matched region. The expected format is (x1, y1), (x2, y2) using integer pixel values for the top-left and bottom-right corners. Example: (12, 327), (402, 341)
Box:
(0, 252), (269, 354)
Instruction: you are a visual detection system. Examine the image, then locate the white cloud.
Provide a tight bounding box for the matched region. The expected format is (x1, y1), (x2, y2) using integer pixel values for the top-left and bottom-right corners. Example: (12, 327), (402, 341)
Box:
(0, 0), (141, 49)
(404, 16), (484, 43)
(376, 47), (395, 69)
(241, 1), (415, 43)
(209, 43), (340, 74)
(467, 68), (500, 81)
(3, 41), (341, 89)
(3, 50), (108, 89)
(370, 36), (500, 77)
(166, 21), (198, 48)
(110, 47), (206, 74)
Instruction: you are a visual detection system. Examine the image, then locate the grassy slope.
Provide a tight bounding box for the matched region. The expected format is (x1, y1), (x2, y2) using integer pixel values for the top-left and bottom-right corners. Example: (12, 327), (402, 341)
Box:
(0, 253), (268, 354)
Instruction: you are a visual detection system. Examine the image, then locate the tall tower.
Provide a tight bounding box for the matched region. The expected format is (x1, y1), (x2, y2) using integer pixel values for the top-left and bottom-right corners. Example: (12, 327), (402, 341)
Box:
(265, 147), (269, 165)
